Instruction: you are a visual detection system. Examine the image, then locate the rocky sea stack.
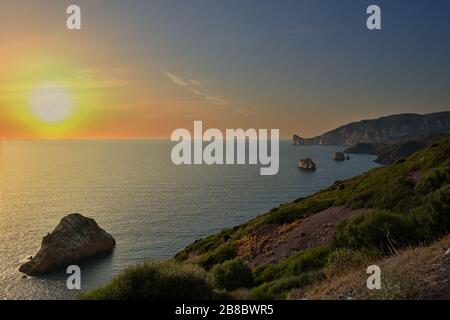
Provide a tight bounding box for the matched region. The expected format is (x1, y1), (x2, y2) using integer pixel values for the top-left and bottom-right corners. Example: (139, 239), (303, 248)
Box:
(19, 213), (116, 276)
(292, 134), (302, 145)
(298, 158), (317, 171)
(333, 151), (345, 161)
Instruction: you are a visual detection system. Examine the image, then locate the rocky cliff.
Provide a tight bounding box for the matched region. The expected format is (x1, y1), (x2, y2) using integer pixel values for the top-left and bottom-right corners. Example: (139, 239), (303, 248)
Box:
(293, 112), (450, 146)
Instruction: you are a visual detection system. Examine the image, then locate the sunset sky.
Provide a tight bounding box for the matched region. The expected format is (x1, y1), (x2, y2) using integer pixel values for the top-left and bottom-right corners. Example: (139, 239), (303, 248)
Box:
(1, 0), (450, 139)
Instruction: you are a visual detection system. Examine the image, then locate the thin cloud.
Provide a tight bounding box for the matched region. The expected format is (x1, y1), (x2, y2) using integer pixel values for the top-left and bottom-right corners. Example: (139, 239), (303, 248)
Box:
(164, 72), (257, 114)
(165, 72), (230, 106)
(165, 73), (188, 87)
(189, 79), (202, 87)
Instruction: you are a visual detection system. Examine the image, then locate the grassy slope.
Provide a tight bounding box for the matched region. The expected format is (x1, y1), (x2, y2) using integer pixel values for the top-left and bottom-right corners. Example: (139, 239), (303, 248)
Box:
(298, 235), (450, 300)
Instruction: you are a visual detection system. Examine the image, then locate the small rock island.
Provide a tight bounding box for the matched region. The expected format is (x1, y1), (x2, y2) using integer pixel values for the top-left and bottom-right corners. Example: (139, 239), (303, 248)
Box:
(333, 151), (346, 161)
(298, 158), (317, 171)
(19, 213), (116, 276)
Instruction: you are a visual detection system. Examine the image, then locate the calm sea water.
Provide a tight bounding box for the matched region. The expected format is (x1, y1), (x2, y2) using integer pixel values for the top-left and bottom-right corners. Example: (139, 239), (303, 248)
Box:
(0, 140), (380, 300)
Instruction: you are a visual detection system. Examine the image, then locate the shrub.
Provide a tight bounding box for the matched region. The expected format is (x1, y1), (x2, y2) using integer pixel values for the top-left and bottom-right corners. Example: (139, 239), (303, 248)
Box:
(253, 246), (330, 284)
(408, 185), (450, 240)
(324, 248), (378, 274)
(251, 272), (323, 299)
(334, 184), (450, 253)
(79, 260), (214, 300)
(332, 210), (411, 252)
(211, 259), (254, 291)
(259, 198), (335, 225)
(415, 166), (450, 194)
(428, 185), (450, 225)
(199, 242), (238, 269)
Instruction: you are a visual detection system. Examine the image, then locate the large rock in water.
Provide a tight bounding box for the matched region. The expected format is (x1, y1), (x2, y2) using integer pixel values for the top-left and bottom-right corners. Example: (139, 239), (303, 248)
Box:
(19, 213), (116, 276)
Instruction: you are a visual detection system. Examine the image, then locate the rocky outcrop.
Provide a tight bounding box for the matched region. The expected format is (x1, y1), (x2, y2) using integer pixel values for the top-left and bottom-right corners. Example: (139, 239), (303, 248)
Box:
(298, 158), (317, 170)
(293, 112), (450, 146)
(292, 135), (320, 146)
(333, 152), (345, 161)
(292, 134), (302, 145)
(19, 213), (116, 276)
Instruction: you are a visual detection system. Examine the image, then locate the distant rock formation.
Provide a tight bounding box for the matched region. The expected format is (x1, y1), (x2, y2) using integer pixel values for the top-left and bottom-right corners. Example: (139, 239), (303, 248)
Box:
(344, 134), (444, 165)
(292, 112), (450, 146)
(19, 213), (116, 276)
(298, 158), (317, 171)
(333, 152), (345, 161)
(293, 134), (302, 145)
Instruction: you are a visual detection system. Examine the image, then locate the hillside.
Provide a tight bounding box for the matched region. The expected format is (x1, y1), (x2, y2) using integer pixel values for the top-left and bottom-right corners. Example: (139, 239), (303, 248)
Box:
(82, 134), (450, 300)
(298, 235), (450, 300)
(293, 112), (450, 146)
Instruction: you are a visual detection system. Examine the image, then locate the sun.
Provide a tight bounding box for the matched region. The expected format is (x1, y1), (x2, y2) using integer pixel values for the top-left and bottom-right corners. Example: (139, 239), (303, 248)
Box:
(28, 82), (74, 123)
(4, 57), (108, 137)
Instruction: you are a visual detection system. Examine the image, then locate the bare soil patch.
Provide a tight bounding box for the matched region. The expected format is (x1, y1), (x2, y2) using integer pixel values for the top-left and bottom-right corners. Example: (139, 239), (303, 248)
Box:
(238, 206), (366, 267)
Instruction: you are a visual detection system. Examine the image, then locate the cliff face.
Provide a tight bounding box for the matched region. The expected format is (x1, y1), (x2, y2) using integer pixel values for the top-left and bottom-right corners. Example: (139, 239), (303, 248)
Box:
(294, 112), (450, 146)
(344, 133), (445, 165)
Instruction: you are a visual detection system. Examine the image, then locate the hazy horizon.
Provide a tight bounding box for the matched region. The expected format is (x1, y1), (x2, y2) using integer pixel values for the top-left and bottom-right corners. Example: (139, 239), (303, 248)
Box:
(2, 110), (449, 141)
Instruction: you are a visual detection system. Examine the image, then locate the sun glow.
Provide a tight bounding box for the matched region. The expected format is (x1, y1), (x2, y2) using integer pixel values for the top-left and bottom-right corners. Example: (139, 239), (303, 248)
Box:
(28, 83), (74, 123)
(3, 57), (109, 138)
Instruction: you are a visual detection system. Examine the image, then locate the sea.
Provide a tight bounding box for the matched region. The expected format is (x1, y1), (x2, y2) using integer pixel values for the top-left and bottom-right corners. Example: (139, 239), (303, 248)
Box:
(0, 140), (380, 299)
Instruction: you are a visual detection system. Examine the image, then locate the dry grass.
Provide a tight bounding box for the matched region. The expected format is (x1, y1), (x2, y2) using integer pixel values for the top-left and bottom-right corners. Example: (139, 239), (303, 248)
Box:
(229, 288), (254, 300)
(291, 236), (450, 300)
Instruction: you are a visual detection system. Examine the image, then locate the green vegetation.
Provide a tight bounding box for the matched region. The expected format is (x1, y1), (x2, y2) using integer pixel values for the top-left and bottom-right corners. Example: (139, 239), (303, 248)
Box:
(211, 259), (254, 291)
(332, 210), (410, 252)
(324, 247), (378, 274)
(249, 246), (330, 299)
(333, 183), (450, 252)
(251, 272), (322, 299)
(253, 246), (330, 285)
(82, 134), (450, 300)
(79, 261), (215, 300)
